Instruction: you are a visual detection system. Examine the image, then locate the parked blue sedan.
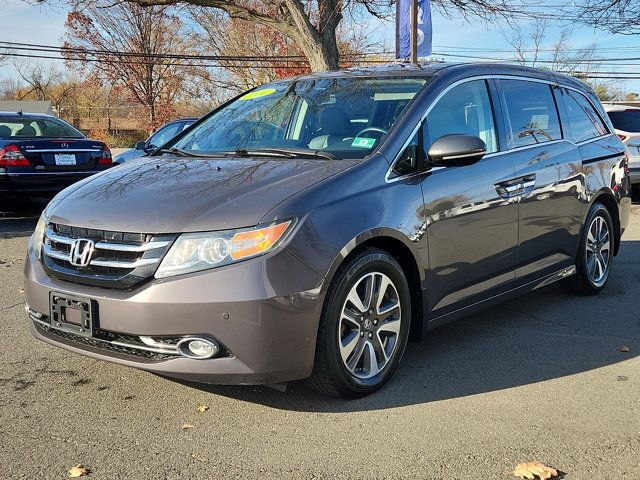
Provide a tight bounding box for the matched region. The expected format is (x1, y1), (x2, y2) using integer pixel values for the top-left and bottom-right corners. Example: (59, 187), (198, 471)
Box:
(113, 117), (197, 164)
(0, 112), (112, 198)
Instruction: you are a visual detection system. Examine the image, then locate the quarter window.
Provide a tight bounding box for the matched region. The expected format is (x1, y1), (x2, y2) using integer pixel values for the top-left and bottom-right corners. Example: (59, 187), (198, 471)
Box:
(425, 80), (498, 154)
(500, 80), (562, 148)
(562, 89), (608, 142)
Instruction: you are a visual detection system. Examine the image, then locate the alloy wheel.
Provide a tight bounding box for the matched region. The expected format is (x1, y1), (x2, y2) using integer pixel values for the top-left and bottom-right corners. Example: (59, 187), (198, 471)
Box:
(586, 214), (611, 286)
(338, 272), (402, 379)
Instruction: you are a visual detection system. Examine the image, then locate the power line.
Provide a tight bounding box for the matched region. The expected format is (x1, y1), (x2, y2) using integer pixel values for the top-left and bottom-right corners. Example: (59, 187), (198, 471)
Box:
(3, 40), (640, 81)
(6, 41), (640, 67)
(0, 40), (379, 62)
(0, 51), (311, 69)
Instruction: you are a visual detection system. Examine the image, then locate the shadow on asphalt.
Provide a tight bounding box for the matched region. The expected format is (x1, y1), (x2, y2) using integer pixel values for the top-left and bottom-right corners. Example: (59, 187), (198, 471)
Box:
(0, 198), (48, 239)
(179, 240), (640, 412)
(3, 189), (639, 410)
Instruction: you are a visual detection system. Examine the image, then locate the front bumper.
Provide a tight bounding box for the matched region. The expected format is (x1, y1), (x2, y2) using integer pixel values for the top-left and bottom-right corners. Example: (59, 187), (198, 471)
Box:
(24, 247), (326, 385)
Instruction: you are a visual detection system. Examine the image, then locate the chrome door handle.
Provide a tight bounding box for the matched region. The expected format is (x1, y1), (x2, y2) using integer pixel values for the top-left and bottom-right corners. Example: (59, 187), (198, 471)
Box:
(495, 181), (523, 198)
(496, 174), (536, 199)
(520, 174), (536, 195)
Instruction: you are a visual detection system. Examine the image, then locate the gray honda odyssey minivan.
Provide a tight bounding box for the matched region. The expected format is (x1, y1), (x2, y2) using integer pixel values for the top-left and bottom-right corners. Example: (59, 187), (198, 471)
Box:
(24, 63), (631, 397)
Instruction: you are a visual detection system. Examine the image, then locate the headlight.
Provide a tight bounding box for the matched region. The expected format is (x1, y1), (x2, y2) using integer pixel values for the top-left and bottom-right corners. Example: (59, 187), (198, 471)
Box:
(30, 213), (47, 260)
(155, 219), (295, 278)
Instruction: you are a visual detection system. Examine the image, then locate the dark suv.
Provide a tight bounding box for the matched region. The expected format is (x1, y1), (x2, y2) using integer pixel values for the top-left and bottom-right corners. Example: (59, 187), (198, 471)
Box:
(24, 63), (631, 397)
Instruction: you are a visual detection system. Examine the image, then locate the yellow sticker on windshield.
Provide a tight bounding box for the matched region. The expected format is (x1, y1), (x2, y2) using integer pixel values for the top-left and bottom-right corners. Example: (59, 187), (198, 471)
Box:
(240, 88), (276, 100)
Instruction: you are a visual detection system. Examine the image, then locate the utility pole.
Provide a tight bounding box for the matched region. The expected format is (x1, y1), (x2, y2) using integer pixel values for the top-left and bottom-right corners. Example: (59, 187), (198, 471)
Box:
(410, 0), (418, 63)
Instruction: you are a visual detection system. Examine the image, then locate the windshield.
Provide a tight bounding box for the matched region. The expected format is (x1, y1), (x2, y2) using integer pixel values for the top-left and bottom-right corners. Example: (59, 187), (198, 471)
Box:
(169, 77), (428, 159)
(148, 122), (185, 149)
(0, 116), (84, 138)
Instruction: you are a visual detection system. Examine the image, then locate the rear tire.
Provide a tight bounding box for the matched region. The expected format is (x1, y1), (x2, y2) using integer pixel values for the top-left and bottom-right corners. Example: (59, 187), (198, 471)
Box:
(562, 202), (614, 295)
(306, 248), (411, 398)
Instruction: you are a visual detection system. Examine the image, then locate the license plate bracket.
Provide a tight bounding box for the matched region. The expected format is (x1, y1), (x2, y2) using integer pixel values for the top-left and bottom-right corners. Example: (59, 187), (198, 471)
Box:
(54, 153), (76, 166)
(49, 292), (94, 337)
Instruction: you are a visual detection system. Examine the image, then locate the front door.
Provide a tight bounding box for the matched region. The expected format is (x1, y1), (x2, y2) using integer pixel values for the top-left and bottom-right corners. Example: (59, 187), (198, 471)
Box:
(420, 79), (519, 316)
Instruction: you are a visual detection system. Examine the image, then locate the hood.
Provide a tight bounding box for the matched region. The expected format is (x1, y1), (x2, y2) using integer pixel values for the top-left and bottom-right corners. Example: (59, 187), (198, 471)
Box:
(113, 148), (135, 162)
(48, 156), (358, 233)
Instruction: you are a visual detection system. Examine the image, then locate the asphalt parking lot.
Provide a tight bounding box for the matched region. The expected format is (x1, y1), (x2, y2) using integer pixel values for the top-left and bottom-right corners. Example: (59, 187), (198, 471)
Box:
(1, 196), (639, 479)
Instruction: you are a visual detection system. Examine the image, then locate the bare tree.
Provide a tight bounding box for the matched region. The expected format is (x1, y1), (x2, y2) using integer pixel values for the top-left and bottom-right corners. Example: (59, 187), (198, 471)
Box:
(13, 62), (65, 101)
(503, 18), (546, 67)
(188, 6), (380, 94)
(99, 0), (522, 72)
(569, 0), (640, 35)
(64, 1), (200, 127)
(0, 78), (23, 100)
(502, 23), (601, 77)
(549, 31), (598, 76)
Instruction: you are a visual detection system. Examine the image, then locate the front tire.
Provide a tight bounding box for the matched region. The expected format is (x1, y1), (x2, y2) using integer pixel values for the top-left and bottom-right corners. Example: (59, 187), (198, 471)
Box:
(563, 202), (614, 295)
(307, 248), (411, 398)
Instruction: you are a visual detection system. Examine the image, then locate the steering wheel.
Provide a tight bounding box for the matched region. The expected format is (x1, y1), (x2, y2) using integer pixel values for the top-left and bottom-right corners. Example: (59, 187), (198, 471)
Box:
(355, 127), (388, 141)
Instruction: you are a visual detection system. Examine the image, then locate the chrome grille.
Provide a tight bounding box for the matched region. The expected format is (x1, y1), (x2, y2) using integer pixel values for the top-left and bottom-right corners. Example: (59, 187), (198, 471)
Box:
(42, 223), (176, 289)
(32, 317), (178, 362)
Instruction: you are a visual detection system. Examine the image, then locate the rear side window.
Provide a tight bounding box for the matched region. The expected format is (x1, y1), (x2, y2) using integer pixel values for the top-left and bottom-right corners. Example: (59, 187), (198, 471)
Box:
(425, 79), (498, 153)
(562, 89), (608, 142)
(607, 110), (640, 133)
(500, 80), (562, 148)
(0, 117), (83, 138)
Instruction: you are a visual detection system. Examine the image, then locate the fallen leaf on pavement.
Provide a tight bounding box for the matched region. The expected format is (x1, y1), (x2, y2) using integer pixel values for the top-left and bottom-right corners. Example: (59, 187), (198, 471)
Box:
(190, 453), (205, 462)
(196, 404), (209, 413)
(182, 423), (195, 429)
(513, 461), (558, 480)
(619, 346), (630, 352)
(68, 464), (90, 477)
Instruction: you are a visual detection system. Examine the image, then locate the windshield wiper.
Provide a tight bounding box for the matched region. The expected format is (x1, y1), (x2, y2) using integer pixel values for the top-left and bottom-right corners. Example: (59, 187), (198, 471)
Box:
(233, 148), (337, 160)
(155, 147), (209, 158)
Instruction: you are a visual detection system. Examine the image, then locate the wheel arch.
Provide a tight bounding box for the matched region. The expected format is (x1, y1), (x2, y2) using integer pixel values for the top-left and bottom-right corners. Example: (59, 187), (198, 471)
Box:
(324, 230), (426, 343)
(590, 189), (621, 256)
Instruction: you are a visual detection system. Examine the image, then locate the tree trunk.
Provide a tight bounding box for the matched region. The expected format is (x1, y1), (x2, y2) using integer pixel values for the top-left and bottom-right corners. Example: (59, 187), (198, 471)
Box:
(298, 31), (340, 71)
(280, 0), (341, 71)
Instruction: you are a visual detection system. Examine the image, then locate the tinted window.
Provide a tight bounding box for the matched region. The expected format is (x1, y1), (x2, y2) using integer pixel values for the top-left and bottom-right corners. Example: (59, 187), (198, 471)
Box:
(425, 80), (498, 153)
(0, 117), (83, 138)
(563, 90), (608, 142)
(607, 110), (640, 133)
(500, 80), (562, 147)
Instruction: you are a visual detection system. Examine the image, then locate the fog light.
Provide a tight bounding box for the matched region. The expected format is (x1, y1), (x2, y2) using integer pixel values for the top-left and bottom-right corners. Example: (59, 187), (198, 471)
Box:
(177, 337), (219, 359)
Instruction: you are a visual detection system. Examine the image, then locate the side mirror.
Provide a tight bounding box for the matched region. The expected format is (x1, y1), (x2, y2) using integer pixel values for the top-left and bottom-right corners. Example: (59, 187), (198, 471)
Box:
(427, 135), (486, 167)
(134, 141), (146, 151)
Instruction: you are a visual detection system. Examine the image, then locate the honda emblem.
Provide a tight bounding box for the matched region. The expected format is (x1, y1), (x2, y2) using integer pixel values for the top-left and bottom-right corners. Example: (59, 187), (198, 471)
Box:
(69, 239), (95, 267)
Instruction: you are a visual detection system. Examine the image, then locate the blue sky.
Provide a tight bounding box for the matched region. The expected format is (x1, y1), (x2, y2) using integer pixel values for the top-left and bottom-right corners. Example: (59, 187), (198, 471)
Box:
(1, 0), (639, 93)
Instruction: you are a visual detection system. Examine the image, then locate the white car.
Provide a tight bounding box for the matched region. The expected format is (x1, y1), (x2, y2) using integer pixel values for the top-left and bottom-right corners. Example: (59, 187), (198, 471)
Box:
(603, 103), (640, 189)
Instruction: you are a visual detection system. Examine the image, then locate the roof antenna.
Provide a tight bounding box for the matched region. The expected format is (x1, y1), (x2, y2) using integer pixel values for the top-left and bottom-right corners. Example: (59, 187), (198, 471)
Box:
(17, 109), (23, 116)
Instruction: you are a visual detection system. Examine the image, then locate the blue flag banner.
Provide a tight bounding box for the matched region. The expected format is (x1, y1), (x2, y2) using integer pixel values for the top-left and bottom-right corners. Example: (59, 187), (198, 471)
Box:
(396, 0), (432, 59)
